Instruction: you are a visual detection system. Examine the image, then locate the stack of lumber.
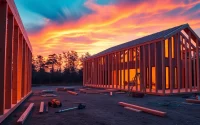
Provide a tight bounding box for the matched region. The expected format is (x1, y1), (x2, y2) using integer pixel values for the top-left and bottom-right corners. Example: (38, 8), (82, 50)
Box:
(118, 102), (166, 117)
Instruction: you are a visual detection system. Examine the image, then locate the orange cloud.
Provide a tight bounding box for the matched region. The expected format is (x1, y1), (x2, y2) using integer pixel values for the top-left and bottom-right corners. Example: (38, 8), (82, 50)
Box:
(28, 0), (200, 57)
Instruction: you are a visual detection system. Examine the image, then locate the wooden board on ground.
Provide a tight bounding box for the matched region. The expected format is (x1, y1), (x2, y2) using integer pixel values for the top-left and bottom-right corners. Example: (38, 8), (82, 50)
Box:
(119, 102), (166, 117)
(186, 99), (200, 104)
(56, 87), (75, 91)
(39, 102), (44, 113)
(17, 103), (34, 125)
(67, 91), (78, 95)
(79, 88), (118, 94)
(41, 94), (57, 97)
(124, 107), (141, 112)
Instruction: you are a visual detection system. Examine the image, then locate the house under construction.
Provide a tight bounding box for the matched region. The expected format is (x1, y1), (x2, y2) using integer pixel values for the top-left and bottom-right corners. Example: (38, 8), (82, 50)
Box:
(83, 24), (200, 95)
(0, 0), (32, 123)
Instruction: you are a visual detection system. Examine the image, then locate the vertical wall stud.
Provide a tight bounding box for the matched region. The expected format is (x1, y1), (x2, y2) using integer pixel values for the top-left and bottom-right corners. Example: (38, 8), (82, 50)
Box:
(161, 40), (165, 95)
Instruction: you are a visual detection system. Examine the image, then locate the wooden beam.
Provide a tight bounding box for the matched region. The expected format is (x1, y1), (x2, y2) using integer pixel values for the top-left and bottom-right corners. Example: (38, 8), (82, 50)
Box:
(17, 103), (34, 124)
(5, 14), (14, 109)
(196, 38), (200, 91)
(123, 50), (125, 90)
(148, 44), (152, 92)
(105, 56), (108, 88)
(143, 46), (146, 92)
(155, 43), (158, 93)
(67, 91), (78, 95)
(108, 55), (110, 88)
(124, 107), (141, 112)
(112, 54), (114, 88)
(119, 102), (166, 117)
(169, 37), (173, 94)
(17, 34), (23, 100)
(161, 40), (165, 94)
(12, 26), (19, 104)
(0, 2), (8, 115)
(21, 38), (25, 98)
(39, 102), (44, 113)
(184, 38), (188, 92)
(116, 53), (119, 89)
(188, 32), (192, 92)
(186, 99), (200, 104)
(176, 33), (181, 93)
(135, 48), (138, 91)
(127, 49), (130, 90)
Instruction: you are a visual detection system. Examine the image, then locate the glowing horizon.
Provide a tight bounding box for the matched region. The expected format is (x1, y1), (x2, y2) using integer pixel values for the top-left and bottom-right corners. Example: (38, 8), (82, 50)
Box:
(15, 0), (200, 57)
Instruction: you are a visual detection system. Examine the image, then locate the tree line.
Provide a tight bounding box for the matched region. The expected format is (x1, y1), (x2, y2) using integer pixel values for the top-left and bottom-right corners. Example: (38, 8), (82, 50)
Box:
(32, 51), (91, 85)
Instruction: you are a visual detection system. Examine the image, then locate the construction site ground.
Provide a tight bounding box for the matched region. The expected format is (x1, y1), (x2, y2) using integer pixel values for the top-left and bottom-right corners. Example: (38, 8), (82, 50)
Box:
(2, 86), (200, 125)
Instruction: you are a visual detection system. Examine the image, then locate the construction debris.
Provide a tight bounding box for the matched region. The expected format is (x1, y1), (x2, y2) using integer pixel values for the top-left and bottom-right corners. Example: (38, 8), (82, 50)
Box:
(119, 102), (166, 117)
(39, 102), (44, 114)
(17, 103), (34, 125)
(55, 103), (86, 113)
(67, 91), (78, 95)
(186, 99), (200, 104)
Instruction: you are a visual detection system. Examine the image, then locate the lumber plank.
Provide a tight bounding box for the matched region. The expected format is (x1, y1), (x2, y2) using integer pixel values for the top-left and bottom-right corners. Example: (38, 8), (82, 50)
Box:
(186, 99), (200, 104)
(17, 103), (34, 125)
(67, 91), (78, 95)
(124, 107), (141, 112)
(118, 102), (166, 117)
(39, 102), (44, 113)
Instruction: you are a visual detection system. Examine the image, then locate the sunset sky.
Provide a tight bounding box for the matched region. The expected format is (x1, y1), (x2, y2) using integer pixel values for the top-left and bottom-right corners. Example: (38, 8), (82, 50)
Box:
(14, 0), (200, 57)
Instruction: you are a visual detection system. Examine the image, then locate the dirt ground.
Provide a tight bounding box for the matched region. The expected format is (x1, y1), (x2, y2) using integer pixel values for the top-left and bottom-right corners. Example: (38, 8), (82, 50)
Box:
(2, 86), (200, 125)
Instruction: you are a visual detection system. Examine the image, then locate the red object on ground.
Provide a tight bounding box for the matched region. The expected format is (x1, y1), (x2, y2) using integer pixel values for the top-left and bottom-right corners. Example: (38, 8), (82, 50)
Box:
(118, 102), (166, 117)
(67, 91), (78, 95)
(186, 99), (200, 104)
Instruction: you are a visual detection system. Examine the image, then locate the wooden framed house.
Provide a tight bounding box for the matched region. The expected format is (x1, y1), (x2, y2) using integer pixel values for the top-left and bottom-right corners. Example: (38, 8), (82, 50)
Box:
(83, 24), (200, 95)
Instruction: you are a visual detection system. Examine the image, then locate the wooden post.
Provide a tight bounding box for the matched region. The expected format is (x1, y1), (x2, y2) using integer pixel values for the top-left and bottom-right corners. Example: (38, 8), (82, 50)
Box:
(98, 58), (100, 87)
(21, 38), (25, 98)
(188, 32), (192, 92)
(155, 43), (158, 93)
(184, 38), (188, 92)
(12, 26), (19, 104)
(143, 46), (146, 92)
(112, 54), (114, 88)
(176, 33), (181, 93)
(17, 34), (23, 100)
(105, 56), (107, 88)
(139, 47), (143, 92)
(196, 39), (200, 91)
(108, 55), (110, 88)
(30, 51), (32, 92)
(0, 2), (8, 114)
(116, 53), (119, 89)
(135, 48), (138, 91)
(169, 37), (173, 93)
(123, 50), (125, 90)
(5, 14), (14, 109)
(161, 40), (165, 94)
(148, 44), (152, 93)
(127, 49), (130, 90)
